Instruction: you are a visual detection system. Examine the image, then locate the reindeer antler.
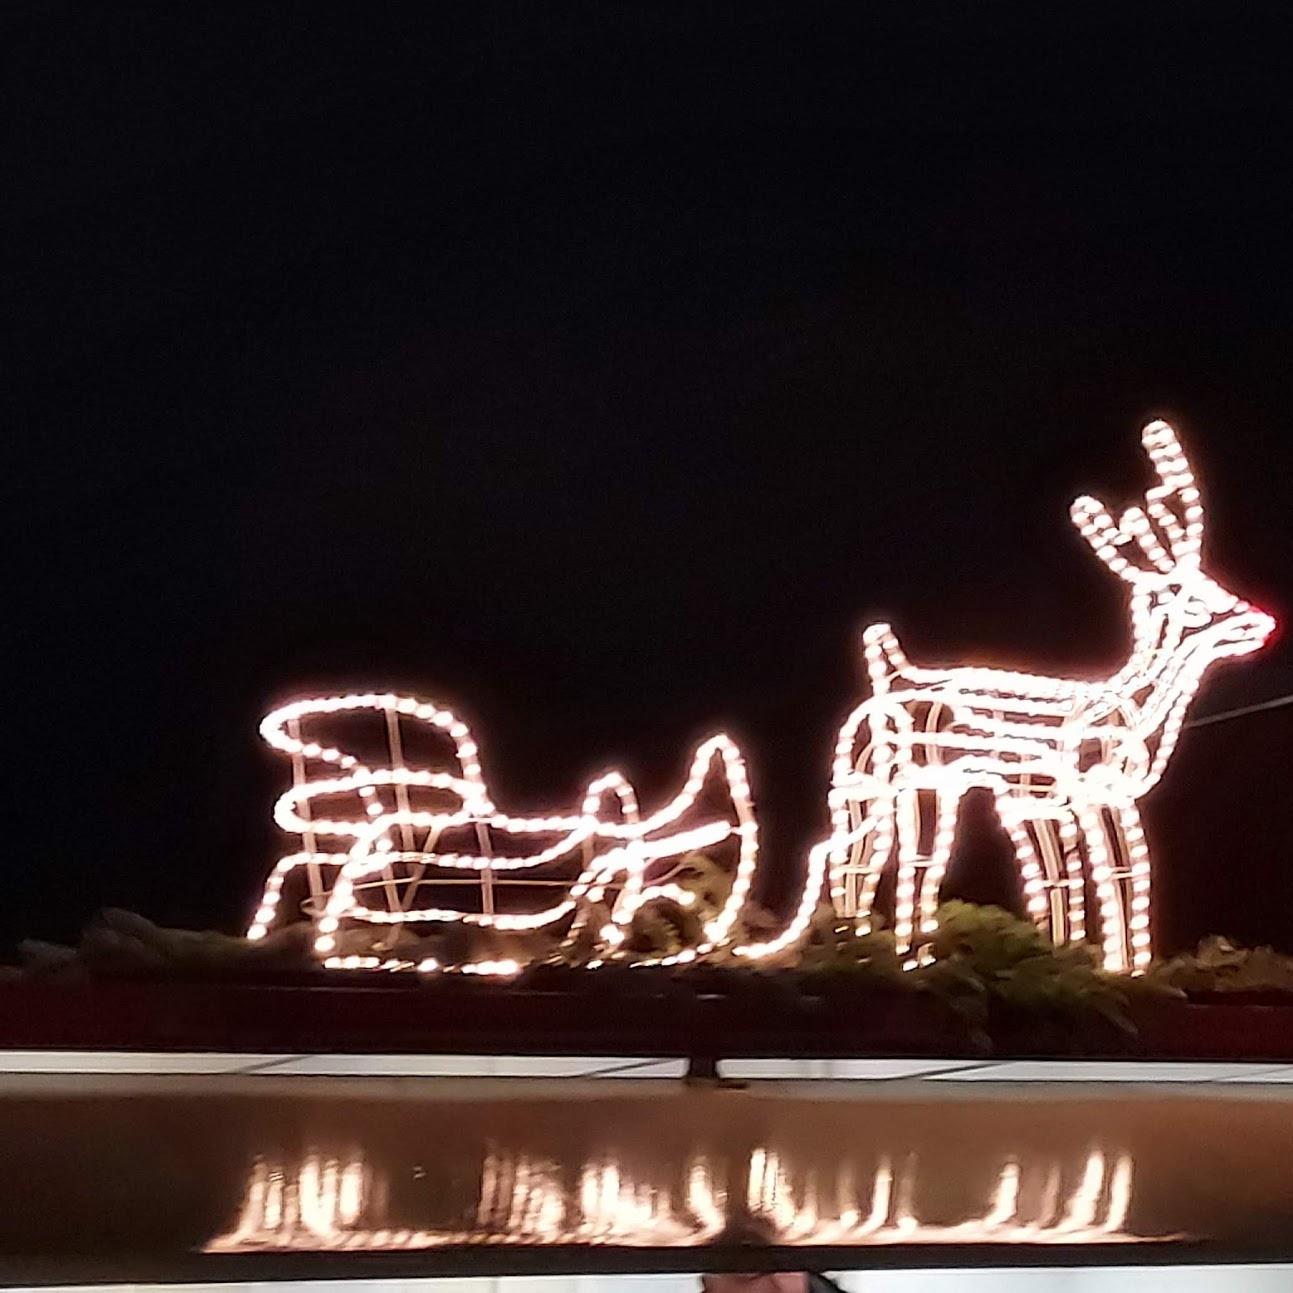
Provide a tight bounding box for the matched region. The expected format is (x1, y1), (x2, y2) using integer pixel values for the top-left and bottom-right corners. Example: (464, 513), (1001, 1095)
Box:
(1141, 419), (1204, 563)
(1070, 420), (1204, 581)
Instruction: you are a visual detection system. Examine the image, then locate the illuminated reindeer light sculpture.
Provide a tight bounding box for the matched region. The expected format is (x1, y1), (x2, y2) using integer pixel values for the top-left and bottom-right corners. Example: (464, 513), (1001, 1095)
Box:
(824, 421), (1273, 972)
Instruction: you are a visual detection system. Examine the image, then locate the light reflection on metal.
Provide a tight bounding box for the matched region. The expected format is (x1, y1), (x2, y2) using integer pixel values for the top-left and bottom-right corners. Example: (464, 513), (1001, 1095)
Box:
(743, 1146), (1134, 1245)
(249, 420), (1272, 975)
(208, 1144), (1149, 1252)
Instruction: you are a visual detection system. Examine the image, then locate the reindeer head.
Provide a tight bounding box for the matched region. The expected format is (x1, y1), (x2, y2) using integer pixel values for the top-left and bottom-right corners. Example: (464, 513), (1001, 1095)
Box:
(1070, 420), (1275, 658)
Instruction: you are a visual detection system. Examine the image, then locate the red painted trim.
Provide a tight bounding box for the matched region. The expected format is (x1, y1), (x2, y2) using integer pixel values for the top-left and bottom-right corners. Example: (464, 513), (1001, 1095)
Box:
(2, 978), (1291, 1060)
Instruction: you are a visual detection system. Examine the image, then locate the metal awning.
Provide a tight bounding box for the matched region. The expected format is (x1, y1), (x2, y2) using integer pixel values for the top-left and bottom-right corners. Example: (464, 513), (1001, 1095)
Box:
(3, 1056), (1293, 1284)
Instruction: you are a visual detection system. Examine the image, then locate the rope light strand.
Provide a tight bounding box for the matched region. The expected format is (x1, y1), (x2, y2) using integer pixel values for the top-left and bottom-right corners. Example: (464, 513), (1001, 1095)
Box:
(252, 693), (762, 972)
(252, 421), (1273, 975)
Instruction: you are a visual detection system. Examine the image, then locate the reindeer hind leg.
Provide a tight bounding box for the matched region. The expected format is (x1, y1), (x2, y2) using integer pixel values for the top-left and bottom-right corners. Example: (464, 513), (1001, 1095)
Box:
(1110, 802), (1152, 973)
(891, 788), (923, 959)
(852, 799), (894, 937)
(913, 792), (958, 965)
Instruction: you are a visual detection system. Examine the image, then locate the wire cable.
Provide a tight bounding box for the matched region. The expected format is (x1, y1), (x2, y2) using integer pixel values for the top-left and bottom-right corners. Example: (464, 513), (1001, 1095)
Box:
(1185, 692), (1293, 729)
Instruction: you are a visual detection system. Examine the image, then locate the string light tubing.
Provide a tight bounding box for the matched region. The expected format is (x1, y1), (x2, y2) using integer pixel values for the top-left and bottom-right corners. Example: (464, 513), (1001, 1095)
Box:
(250, 420), (1273, 975)
(251, 696), (759, 971)
(822, 420), (1272, 972)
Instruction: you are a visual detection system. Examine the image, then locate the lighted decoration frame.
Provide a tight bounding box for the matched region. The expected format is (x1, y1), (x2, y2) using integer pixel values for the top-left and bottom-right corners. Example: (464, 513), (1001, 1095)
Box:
(824, 420), (1274, 972)
(249, 421), (1273, 975)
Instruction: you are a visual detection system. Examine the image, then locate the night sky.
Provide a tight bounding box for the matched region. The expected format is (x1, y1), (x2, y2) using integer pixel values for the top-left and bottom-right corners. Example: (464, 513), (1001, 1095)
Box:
(10, 5), (1293, 955)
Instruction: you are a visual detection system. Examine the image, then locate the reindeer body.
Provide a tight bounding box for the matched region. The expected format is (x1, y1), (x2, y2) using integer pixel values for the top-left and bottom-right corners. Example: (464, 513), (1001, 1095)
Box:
(824, 421), (1273, 972)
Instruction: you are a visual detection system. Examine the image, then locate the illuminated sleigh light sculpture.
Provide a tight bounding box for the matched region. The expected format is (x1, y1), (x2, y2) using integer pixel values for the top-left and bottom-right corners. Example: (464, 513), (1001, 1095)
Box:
(822, 421), (1274, 972)
(249, 693), (760, 972)
(249, 420), (1271, 976)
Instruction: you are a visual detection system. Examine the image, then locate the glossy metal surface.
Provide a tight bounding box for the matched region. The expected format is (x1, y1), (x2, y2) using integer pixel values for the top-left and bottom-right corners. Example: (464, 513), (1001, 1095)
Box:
(2, 1067), (1292, 1283)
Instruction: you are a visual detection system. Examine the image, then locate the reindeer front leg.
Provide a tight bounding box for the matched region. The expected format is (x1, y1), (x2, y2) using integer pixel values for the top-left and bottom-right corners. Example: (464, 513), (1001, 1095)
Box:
(1091, 801), (1153, 972)
(1113, 800), (1153, 973)
(891, 788), (921, 958)
(1074, 803), (1132, 973)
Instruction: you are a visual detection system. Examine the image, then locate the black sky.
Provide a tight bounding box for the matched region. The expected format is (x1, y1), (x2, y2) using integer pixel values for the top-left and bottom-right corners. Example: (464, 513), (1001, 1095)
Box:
(8, 3), (1293, 953)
